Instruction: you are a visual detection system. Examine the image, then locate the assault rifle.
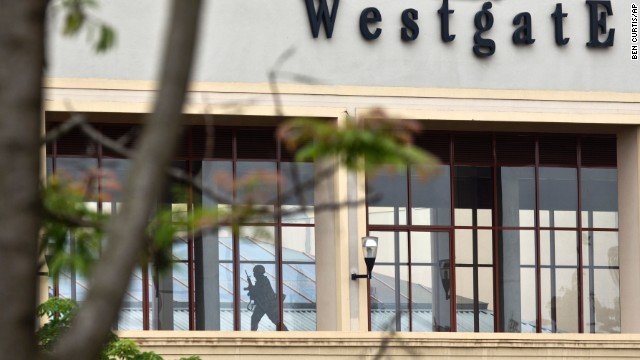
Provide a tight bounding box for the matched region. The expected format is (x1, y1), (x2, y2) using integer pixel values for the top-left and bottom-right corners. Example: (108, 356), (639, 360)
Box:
(244, 270), (255, 311)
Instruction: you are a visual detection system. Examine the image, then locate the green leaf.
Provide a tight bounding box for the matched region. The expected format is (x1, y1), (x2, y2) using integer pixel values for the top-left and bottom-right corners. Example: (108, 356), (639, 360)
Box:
(96, 25), (116, 52)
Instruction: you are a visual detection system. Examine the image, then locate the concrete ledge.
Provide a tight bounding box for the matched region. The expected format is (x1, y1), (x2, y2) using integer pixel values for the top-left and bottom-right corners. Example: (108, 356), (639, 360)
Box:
(120, 331), (640, 359)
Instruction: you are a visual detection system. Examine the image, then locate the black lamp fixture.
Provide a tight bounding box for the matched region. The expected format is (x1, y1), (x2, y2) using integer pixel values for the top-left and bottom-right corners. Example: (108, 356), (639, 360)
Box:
(351, 236), (378, 280)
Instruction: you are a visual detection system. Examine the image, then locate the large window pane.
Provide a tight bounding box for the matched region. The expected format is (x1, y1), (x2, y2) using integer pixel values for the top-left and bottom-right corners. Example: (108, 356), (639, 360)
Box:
(101, 158), (130, 211)
(281, 162), (315, 224)
(581, 168), (618, 229)
(370, 231), (408, 265)
(539, 167), (577, 228)
(282, 226), (316, 331)
(478, 267), (494, 332)
(283, 263), (316, 331)
(541, 231), (577, 267)
(411, 165), (451, 226)
(237, 161), (277, 223)
(410, 232), (451, 332)
(117, 268), (145, 330)
(195, 227), (234, 330)
(499, 230), (537, 332)
(498, 167), (535, 227)
(454, 167), (492, 227)
(367, 167), (408, 225)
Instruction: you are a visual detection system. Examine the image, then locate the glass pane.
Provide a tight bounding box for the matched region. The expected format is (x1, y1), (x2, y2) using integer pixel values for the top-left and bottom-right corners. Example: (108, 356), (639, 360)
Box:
(55, 157), (98, 181)
(370, 264), (410, 332)
(410, 232), (451, 332)
(455, 230), (473, 265)
(591, 269), (620, 333)
(540, 268), (552, 332)
(195, 227), (234, 330)
(370, 231), (408, 264)
(411, 165), (451, 226)
(281, 162), (315, 224)
(478, 267), (494, 332)
(582, 231), (618, 267)
(117, 268), (145, 330)
(153, 262), (189, 330)
(555, 269), (579, 333)
(239, 226), (276, 262)
(541, 267), (579, 333)
(455, 229), (492, 265)
(367, 167), (408, 225)
(283, 263), (316, 331)
(478, 230), (493, 265)
(410, 232), (432, 264)
(101, 158), (130, 205)
(240, 262), (280, 331)
(541, 231), (577, 267)
(218, 263), (234, 331)
(237, 161), (277, 222)
(455, 266), (474, 332)
(520, 268), (538, 332)
(581, 168), (618, 229)
(499, 230), (537, 332)
(539, 167), (577, 228)
(194, 160), (233, 207)
(218, 227), (233, 261)
(282, 227), (315, 262)
(454, 167), (493, 227)
(399, 266), (410, 332)
(498, 167), (535, 227)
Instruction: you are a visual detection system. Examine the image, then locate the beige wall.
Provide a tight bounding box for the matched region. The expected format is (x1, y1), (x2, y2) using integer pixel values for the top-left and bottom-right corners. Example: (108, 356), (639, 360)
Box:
(123, 331), (640, 359)
(617, 126), (640, 333)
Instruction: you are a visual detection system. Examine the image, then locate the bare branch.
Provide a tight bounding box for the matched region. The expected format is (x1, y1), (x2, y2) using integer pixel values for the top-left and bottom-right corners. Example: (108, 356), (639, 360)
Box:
(41, 114), (86, 145)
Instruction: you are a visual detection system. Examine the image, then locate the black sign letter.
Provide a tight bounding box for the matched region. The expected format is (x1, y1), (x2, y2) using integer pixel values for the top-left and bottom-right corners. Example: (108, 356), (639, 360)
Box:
(551, 3), (570, 45)
(401, 9), (419, 41)
(512, 12), (535, 45)
(473, 2), (495, 57)
(360, 7), (382, 40)
(438, 0), (455, 42)
(586, 0), (615, 47)
(304, 0), (340, 38)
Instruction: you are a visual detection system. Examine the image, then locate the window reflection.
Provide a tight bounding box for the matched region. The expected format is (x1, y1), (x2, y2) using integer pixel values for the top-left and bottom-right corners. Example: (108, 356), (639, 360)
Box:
(539, 168), (577, 228)
(498, 167), (535, 227)
(367, 167), (408, 225)
(454, 167), (492, 227)
(411, 165), (451, 226)
(581, 169), (618, 229)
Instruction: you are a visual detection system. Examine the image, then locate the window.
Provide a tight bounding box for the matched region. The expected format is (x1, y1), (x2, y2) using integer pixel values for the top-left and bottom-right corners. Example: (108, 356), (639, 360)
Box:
(47, 124), (316, 331)
(366, 132), (619, 333)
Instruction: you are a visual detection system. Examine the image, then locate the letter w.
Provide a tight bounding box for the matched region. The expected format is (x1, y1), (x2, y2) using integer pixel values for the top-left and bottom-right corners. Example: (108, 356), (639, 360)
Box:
(304, 0), (340, 38)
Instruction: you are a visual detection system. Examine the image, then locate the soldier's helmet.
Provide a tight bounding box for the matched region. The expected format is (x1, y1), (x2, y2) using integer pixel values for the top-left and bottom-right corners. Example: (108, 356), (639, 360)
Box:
(253, 265), (266, 275)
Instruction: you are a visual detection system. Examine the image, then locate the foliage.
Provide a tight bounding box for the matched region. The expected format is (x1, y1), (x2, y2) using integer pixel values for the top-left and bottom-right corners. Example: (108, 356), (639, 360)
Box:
(278, 111), (439, 177)
(42, 174), (108, 278)
(54, 0), (116, 52)
(37, 298), (200, 360)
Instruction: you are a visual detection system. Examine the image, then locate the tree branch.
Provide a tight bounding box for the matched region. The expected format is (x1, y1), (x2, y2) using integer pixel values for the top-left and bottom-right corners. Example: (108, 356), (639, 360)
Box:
(51, 1), (203, 359)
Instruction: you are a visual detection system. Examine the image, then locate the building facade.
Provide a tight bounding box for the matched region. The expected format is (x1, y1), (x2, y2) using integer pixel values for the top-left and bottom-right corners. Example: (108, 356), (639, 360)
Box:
(43, 0), (640, 357)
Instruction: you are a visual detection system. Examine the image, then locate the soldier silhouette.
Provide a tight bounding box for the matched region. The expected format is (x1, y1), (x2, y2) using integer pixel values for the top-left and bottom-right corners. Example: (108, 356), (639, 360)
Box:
(244, 265), (288, 331)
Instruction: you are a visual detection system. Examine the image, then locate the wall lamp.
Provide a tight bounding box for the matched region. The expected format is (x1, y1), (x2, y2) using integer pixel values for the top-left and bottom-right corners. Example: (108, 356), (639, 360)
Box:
(351, 236), (378, 280)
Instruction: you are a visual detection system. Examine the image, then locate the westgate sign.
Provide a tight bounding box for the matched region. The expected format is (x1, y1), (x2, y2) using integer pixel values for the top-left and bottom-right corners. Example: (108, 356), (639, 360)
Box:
(304, 0), (616, 58)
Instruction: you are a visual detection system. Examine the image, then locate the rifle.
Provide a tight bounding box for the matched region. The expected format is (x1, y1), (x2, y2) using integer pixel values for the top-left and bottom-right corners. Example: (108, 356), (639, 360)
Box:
(244, 270), (255, 311)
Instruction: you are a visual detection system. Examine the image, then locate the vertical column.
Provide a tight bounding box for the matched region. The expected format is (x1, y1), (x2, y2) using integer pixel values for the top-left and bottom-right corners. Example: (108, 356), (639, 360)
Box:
(617, 126), (640, 333)
(315, 113), (352, 330)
